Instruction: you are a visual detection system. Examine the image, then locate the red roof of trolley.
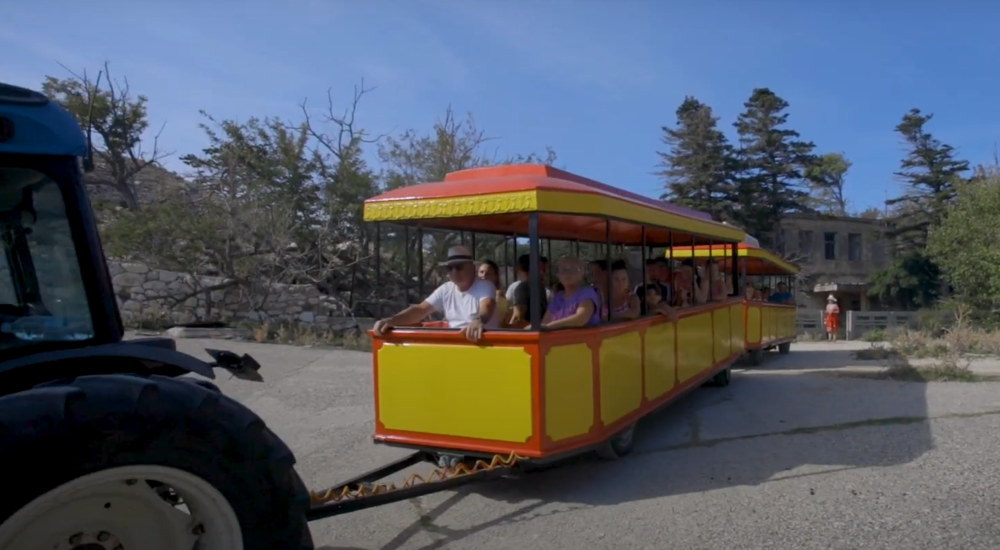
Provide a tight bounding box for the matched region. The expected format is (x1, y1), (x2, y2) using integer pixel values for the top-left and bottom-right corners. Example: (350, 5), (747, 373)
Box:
(362, 164), (745, 245)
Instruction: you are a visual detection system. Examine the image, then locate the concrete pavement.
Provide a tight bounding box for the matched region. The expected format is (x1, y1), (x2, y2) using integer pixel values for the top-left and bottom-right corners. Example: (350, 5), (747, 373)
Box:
(163, 337), (1000, 550)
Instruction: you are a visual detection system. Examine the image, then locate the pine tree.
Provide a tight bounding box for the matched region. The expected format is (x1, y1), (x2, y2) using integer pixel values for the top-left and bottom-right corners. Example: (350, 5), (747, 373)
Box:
(730, 88), (816, 249)
(655, 96), (733, 221)
(886, 108), (969, 250)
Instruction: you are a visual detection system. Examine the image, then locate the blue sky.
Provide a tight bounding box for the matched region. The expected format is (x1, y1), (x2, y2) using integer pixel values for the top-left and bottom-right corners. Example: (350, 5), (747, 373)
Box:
(3, 0), (999, 212)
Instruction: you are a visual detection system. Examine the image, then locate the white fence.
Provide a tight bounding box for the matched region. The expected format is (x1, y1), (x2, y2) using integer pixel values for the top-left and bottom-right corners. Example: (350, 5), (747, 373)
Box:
(796, 310), (924, 340)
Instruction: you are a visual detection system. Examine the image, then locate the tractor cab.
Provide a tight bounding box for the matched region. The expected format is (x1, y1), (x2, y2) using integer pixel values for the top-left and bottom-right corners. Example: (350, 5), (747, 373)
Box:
(0, 82), (120, 362)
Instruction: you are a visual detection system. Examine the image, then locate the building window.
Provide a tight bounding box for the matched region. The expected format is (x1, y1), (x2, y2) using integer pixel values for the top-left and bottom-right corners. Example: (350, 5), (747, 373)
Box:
(824, 232), (836, 260)
(798, 230), (813, 260)
(848, 233), (862, 262)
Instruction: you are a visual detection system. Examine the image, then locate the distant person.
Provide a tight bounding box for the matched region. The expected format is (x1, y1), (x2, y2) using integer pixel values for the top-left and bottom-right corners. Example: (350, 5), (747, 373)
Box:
(824, 295), (840, 342)
(768, 282), (794, 305)
(373, 245), (497, 342)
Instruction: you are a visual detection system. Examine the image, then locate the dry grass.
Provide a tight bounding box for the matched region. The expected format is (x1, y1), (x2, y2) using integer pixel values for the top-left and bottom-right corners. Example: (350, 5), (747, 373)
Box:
(885, 324), (1000, 359)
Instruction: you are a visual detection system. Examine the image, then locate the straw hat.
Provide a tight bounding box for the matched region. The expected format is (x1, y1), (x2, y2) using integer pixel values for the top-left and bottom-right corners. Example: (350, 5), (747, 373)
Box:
(827, 294), (837, 302)
(439, 245), (475, 267)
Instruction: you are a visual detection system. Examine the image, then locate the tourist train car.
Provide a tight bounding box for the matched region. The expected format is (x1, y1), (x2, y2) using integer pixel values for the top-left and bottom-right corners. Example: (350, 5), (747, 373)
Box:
(361, 164), (749, 463)
(667, 237), (799, 366)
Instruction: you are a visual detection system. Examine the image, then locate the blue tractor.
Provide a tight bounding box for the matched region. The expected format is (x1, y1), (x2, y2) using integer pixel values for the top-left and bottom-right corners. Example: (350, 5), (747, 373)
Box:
(0, 82), (313, 549)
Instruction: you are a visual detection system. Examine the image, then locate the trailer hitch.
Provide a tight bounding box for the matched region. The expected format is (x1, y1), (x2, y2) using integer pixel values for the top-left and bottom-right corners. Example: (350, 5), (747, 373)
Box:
(205, 348), (263, 382)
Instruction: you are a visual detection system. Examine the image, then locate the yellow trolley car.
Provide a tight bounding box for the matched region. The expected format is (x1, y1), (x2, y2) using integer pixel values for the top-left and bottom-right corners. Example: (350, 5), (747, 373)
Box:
(361, 164), (748, 463)
(667, 239), (799, 366)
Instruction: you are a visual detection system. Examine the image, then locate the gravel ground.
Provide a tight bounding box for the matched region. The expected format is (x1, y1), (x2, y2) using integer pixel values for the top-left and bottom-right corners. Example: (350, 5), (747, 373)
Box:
(163, 337), (1000, 550)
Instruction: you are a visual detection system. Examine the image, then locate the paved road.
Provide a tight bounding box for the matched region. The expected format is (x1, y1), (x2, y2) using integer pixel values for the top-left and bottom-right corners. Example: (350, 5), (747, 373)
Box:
(167, 338), (1000, 550)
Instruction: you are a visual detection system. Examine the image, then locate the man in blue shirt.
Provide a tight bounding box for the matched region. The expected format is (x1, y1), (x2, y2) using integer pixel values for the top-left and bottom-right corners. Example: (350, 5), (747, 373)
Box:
(768, 282), (794, 305)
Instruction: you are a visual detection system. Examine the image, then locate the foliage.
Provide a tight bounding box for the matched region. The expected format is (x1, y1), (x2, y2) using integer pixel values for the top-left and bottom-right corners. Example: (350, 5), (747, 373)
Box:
(868, 109), (970, 309)
(867, 250), (940, 310)
(41, 63), (167, 210)
(730, 88), (817, 248)
(927, 168), (1000, 313)
(655, 96), (733, 221)
(885, 109), (970, 251)
(804, 152), (852, 216)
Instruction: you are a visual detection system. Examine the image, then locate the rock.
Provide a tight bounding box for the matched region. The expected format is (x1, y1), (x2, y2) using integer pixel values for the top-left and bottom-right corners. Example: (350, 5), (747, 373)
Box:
(121, 262), (150, 274)
(112, 272), (146, 287)
(299, 311), (315, 323)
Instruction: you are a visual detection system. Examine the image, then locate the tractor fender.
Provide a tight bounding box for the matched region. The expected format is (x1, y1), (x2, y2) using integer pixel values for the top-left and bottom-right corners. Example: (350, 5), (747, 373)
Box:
(0, 341), (216, 380)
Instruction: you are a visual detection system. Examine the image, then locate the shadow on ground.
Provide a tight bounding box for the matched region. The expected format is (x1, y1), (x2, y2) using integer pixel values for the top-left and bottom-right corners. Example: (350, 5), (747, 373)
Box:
(334, 364), (935, 549)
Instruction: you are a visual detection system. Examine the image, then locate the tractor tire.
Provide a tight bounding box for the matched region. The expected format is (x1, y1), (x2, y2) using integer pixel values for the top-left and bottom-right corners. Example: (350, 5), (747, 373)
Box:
(0, 374), (313, 550)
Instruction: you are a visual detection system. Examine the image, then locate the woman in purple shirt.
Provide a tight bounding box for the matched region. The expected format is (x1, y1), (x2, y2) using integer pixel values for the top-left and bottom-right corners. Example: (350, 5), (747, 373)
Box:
(542, 257), (603, 329)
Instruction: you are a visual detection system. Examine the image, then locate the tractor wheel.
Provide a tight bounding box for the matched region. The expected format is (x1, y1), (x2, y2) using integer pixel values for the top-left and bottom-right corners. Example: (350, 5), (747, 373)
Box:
(748, 347), (764, 367)
(0, 374), (313, 550)
(596, 423), (637, 461)
(778, 342), (791, 355)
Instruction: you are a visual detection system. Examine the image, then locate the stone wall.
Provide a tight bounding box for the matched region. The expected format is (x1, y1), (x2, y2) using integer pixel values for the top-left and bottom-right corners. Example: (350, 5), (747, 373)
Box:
(109, 260), (360, 331)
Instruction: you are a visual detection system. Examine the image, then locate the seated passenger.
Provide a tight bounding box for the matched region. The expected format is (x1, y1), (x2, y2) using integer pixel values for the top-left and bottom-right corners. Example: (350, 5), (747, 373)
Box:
(372, 245), (497, 342)
(644, 285), (679, 321)
(705, 260), (728, 301)
(603, 260), (640, 321)
(510, 254), (550, 328)
(478, 260), (509, 322)
(588, 259), (609, 303)
(506, 253), (550, 303)
(542, 257), (602, 329)
(768, 282), (794, 305)
(634, 258), (672, 312)
(673, 261), (705, 305)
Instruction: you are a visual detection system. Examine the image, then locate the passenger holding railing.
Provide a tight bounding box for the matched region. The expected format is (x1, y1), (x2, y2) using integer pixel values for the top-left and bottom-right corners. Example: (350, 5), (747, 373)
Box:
(542, 257), (602, 329)
(372, 245), (497, 342)
(603, 260), (641, 321)
(634, 258), (672, 312)
(644, 285), (679, 321)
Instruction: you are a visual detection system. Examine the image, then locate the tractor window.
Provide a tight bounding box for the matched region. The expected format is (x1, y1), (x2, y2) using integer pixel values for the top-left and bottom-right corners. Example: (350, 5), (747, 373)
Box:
(0, 167), (94, 350)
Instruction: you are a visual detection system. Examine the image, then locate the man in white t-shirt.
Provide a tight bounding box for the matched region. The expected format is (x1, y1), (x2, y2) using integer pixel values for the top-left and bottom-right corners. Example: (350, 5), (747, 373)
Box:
(372, 245), (497, 342)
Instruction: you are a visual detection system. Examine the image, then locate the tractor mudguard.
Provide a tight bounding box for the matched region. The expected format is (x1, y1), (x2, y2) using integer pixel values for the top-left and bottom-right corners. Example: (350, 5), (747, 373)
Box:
(0, 341), (216, 379)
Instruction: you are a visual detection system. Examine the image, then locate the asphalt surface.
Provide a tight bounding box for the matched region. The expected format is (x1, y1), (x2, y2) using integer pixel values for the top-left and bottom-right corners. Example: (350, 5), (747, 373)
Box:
(166, 338), (1000, 550)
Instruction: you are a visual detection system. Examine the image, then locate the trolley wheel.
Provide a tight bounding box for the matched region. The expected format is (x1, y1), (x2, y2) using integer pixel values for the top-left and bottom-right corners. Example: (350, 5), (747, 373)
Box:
(709, 367), (731, 387)
(0, 374), (314, 550)
(748, 347), (764, 367)
(777, 342), (791, 355)
(595, 423), (637, 461)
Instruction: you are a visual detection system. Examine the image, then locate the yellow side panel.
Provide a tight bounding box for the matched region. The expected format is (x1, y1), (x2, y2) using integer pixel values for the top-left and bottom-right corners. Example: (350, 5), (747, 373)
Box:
(713, 307), (731, 363)
(644, 322), (676, 400)
(729, 304), (745, 354)
(378, 344), (533, 442)
(762, 306), (773, 343)
(599, 331), (643, 425)
(544, 344), (595, 442)
(783, 308), (796, 339)
(746, 304), (762, 345)
(677, 313), (715, 382)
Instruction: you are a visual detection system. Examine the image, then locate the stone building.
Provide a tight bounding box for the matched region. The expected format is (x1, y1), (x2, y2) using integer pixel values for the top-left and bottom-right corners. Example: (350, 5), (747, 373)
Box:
(778, 214), (891, 311)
